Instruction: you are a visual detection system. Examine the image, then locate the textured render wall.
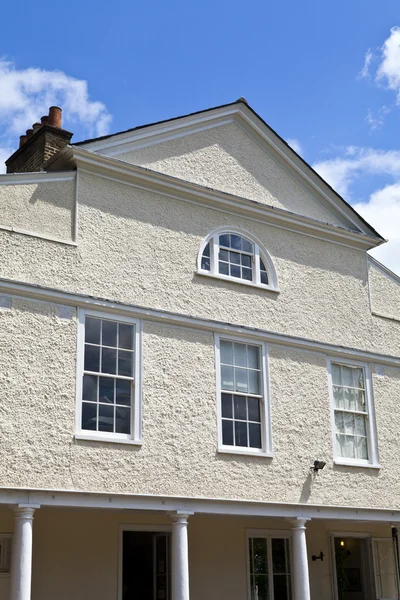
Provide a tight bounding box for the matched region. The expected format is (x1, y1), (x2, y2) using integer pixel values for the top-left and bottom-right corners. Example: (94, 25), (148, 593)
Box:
(0, 507), (393, 600)
(0, 170), (399, 355)
(1, 301), (400, 509)
(0, 179), (75, 241)
(117, 122), (348, 227)
(369, 260), (400, 322)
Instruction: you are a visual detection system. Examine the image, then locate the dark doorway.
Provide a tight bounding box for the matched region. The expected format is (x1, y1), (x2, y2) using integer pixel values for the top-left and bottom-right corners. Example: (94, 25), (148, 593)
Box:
(334, 537), (375, 600)
(122, 531), (170, 600)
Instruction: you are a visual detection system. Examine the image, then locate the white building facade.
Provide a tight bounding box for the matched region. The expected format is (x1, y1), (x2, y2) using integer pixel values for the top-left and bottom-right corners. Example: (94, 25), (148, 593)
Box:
(0, 100), (400, 600)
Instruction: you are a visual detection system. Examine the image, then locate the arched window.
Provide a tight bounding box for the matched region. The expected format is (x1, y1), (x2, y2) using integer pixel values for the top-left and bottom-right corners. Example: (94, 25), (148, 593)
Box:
(197, 228), (278, 291)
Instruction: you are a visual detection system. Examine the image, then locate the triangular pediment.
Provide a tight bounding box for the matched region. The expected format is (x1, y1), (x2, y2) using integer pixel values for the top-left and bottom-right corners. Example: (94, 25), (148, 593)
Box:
(75, 101), (382, 238)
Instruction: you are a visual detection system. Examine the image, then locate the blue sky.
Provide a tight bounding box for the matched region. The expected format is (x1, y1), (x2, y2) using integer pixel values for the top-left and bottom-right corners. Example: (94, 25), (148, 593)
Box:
(1, 0), (400, 272)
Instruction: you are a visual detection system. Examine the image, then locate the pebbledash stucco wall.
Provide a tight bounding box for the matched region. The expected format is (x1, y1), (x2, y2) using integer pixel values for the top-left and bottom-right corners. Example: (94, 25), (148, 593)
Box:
(0, 507), (394, 600)
(1, 296), (400, 507)
(0, 178), (75, 241)
(116, 122), (350, 229)
(0, 170), (399, 356)
(369, 259), (400, 322)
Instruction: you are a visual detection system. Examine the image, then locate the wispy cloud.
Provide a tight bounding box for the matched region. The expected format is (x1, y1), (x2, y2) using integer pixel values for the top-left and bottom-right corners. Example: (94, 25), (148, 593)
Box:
(286, 138), (302, 156)
(376, 26), (400, 101)
(313, 146), (400, 274)
(365, 106), (390, 131)
(0, 59), (112, 173)
(357, 49), (373, 79)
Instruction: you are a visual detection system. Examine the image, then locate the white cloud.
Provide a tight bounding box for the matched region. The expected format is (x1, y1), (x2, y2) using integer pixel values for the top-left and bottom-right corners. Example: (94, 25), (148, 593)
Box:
(286, 138), (302, 155)
(0, 59), (112, 172)
(365, 106), (390, 130)
(357, 49), (373, 79)
(376, 26), (400, 102)
(313, 147), (400, 198)
(354, 184), (400, 275)
(313, 147), (400, 275)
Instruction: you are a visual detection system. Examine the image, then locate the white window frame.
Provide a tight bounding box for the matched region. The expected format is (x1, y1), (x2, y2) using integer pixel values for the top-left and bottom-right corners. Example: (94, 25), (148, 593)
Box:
(0, 534), (12, 577)
(246, 529), (293, 600)
(327, 358), (380, 468)
(197, 226), (279, 292)
(75, 308), (142, 445)
(215, 333), (273, 457)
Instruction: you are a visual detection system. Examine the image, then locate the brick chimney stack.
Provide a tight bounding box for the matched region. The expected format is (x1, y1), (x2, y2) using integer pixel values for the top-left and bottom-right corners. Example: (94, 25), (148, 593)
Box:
(5, 107), (73, 173)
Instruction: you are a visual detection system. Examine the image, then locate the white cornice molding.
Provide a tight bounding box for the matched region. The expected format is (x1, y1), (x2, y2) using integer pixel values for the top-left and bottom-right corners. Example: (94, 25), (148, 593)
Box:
(0, 486), (399, 522)
(75, 103), (378, 238)
(0, 171), (76, 185)
(68, 148), (381, 251)
(1, 276), (399, 367)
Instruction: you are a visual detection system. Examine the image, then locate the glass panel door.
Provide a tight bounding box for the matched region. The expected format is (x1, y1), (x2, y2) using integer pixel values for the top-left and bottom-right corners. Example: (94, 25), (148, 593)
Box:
(153, 533), (169, 600)
(372, 538), (399, 600)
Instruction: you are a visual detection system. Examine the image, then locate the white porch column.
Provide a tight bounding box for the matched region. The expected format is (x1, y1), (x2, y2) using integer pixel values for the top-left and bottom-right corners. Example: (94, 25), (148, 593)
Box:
(289, 518), (311, 600)
(170, 512), (193, 600)
(10, 504), (39, 600)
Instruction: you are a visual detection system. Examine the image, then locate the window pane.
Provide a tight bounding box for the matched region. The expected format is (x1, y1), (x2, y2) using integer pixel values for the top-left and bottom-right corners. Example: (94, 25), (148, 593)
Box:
(203, 241), (211, 257)
(222, 419), (234, 445)
(355, 415), (366, 436)
(219, 249), (229, 262)
(102, 320), (117, 347)
(102, 347), (117, 375)
(235, 368), (248, 393)
(345, 435), (356, 458)
(353, 367), (364, 389)
(85, 317), (101, 344)
(331, 363), (341, 385)
(248, 370), (260, 395)
(242, 267), (253, 281)
(272, 539), (286, 573)
(260, 272), (268, 285)
(221, 393), (233, 418)
(118, 350), (133, 377)
(242, 254), (252, 267)
(356, 390), (366, 412)
(116, 379), (131, 406)
(230, 264), (241, 278)
(249, 423), (262, 448)
(201, 256), (210, 271)
(119, 324), (133, 350)
(220, 341), (233, 365)
(230, 251), (241, 265)
(247, 346), (260, 369)
(336, 433), (346, 457)
(98, 404), (114, 432)
(335, 412), (344, 433)
(99, 377), (114, 403)
(231, 234), (242, 250)
(333, 386), (344, 409)
(82, 402), (97, 431)
(273, 575), (289, 600)
(234, 343), (247, 367)
(83, 374), (97, 402)
(85, 345), (100, 372)
(260, 258), (267, 272)
(235, 421), (248, 446)
(342, 365), (353, 388)
(356, 436), (368, 459)
(248, 397), (261, 422)
(242, 238), (254, 253)
(344, 413), (354, 435)
(221, 366), (234, 390)
(234, 396), (247, 420)
(253, 575), (269, 600)
(219, 234), (230, 247)
(344, 387), (356, 411)
(115, 407), (130, 434)
(219, 261), (229, 275)
(252, 538), (268, 574)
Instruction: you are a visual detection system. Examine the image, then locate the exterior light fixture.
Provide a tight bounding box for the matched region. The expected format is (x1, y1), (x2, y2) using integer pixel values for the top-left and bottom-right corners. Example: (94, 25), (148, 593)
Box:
(311, 460), (326, 473)
(312, 551), (324, 562)
(340, 540), (345, 547)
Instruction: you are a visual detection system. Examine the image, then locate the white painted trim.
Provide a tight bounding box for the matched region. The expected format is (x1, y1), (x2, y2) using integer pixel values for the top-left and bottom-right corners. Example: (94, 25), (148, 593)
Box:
(197, 226), (279, 291)
(71, 151), (382, 251)
(73, 169), (79, 242)
(327, 358), (380, 469)
(75, 308), (143, 444)
(0, 171), (76, 185)
(118, 523), (172, 600)
(1, 276), (399, 367)
(215, 333), (273, 456)
(3, 486), (400, 521)
(0, 224), (77, 246)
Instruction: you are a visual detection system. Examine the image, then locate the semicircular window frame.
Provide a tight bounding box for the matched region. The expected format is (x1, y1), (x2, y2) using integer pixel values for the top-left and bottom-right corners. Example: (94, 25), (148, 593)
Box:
(197, 228), (279, 292)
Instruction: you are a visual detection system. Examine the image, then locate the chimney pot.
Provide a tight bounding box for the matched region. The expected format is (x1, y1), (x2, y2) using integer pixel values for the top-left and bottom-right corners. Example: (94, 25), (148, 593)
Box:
(32, 122), (42, 134)
(19, 135), (27, 148)
(48, 106), (62, 128)
(41, 115), (49, 126)
(26, 129), (33, 140)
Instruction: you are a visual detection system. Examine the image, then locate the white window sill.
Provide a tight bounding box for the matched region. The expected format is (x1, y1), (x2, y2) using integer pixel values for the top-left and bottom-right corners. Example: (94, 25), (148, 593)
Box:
(196, 271), (280, 293)
(75, 433), (142, 446)
(334, 459), (381, 469)
(218, 446), (273, 458)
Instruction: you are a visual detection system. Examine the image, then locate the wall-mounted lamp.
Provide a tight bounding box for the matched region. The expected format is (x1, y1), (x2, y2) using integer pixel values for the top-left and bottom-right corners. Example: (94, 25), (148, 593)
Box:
(340, 540), (345, 547)
(311, 460), (326, 473)
(312, 552), (324, 562)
